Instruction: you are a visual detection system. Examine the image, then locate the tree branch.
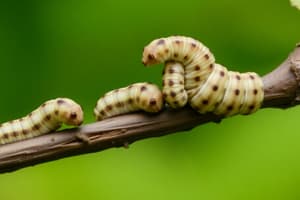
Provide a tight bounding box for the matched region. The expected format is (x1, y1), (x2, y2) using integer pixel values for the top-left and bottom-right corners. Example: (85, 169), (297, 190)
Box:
(1, 45), (300, 174)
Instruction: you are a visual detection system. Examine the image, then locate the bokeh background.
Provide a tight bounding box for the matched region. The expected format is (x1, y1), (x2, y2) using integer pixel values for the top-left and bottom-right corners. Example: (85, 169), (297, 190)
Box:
(1, 0), (300, 199)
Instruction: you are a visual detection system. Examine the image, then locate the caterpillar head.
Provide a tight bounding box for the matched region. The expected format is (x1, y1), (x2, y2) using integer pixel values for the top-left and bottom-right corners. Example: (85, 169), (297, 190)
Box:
(142, 38), (168, 66)
(55, 98), (84, 126)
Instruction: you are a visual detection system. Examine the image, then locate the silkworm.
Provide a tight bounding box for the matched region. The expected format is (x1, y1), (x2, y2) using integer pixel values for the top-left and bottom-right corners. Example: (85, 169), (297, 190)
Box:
(142, 36), (264, 116)
(94, 82), (163, 120)
(0, 98), (83, 145)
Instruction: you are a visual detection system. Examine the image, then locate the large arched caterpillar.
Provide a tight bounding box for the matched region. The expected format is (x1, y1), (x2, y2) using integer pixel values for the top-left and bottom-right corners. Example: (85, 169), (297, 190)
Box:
(142, 36), (264, 116)
(94, 82), (163, 120)
(0, 98), (83, 145)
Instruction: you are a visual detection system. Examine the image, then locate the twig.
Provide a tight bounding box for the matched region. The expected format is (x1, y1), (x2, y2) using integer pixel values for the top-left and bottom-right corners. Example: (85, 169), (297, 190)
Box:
(0, 45), (300, 174)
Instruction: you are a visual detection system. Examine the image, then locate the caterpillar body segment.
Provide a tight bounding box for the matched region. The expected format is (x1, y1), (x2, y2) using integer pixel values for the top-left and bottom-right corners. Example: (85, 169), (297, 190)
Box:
(189, 64), (229, 114)
(162, 61), (188, 108)
(0, 98), (83, 145)
(94, 82), (163, 120)
(213, 71), (245, 116)
(239, 72), (264, 115)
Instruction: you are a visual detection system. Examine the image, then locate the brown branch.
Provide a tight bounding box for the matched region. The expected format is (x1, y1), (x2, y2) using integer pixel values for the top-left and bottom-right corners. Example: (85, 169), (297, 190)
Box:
(1, 45), (300, 174)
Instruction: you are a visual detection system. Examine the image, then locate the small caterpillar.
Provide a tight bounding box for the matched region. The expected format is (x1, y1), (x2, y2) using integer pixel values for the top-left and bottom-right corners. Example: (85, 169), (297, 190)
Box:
(0, 98), (83, 145)
(142, 36), (264, 116)
(94, 82), (163, 120)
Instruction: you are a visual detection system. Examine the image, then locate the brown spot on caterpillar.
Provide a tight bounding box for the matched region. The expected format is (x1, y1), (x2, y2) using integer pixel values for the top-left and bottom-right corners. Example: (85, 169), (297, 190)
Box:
(204, 54), (210, 59)
(220, 71), (225, 77)
(100, 110), (105, 115)
(33, 124), (41, 130)
(164, 49), (169, 53)
(28, 113), (33, 117)
(12, 131), (18, 137)
(249, 105), (255, 110)
(22, 129), (29, 135)
(184, 55), (188, 60)
(236, 75), (241, 80)
(169, 80), (174, 86)
(148, 54), (155, 60)
(213, 85), (218, 91)
(3, 134), (9, 139)
(175, 40), (181, 44)
(57, 99), (66, 104)
(41, 103), (46, 107)
(140, 86), (147, 92)
(227, 105), (233, 111)
(174, 53), (178, 58)
(116, 102), (124, 107)
(170, 91), (176, 97)
(195, 65), (200, 70)
(191, 43), (197, 48)
(163, 93), (167, 98)
(168, 68), (174, 73)
(128, 85), (133, 89)
(149, 99), (157, 106)
(54, 110), (59, 115)
(250, 75), (255, 80)
(180, 89), (184, 93)
(253, 89), (258, 95)
(202, 100), (209, 105)
(179, 81), (183, 84)
(45, 114), (51, 121)
(157, 39), (165, 45)
(194, 76), (200, 82)
(173, 101), (179, 105)
(210, 64), (214, 69)
(70, 112), (77, 119)
(128, 98), (134, 104)
(235, 89), (240, 95)
(105, 105), (113, 111)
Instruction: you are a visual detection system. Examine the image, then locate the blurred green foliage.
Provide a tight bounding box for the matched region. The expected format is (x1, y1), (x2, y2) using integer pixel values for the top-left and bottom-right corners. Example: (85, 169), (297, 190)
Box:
(1, 0), (300, 199)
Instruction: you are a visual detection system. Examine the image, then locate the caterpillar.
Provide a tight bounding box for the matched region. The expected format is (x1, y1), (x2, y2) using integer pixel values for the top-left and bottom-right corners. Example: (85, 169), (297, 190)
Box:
(94, 82), (163, 120)
(0, 98), (83, 145)
(142, 36), (264, 116)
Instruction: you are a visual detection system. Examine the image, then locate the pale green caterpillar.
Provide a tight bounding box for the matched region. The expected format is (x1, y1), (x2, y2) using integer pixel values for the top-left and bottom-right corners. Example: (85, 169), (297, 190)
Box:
(0, 98), (83, 145)
(142, 36), (264, 116)
(94, 82), (163, 120)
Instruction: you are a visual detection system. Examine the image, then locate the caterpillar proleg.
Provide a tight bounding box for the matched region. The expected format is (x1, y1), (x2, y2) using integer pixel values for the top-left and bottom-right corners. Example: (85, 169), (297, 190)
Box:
(0, 98), (83, 145)
(94, 82), (163, 120)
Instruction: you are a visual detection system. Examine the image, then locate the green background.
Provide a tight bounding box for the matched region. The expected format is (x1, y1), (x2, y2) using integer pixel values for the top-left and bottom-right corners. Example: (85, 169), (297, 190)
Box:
(1, 0), (300, 199)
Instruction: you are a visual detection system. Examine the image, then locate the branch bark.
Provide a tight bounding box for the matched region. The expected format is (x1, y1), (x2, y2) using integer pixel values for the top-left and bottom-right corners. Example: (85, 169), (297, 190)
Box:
(1, 45), (300, 174)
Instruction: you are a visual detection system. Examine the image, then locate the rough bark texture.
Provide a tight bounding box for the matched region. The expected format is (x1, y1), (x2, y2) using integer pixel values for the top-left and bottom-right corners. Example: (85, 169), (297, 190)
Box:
(1, 45), (300, 174)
